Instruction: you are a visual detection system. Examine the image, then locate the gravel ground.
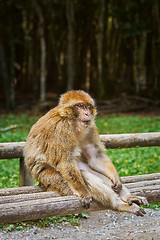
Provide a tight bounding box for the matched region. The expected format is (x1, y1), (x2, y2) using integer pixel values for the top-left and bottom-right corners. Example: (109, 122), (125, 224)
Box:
(0, 209), (160, 240)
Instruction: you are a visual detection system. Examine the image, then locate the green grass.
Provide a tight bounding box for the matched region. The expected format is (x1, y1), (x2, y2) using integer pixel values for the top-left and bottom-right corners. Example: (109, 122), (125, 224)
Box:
(108, 147), (160, 176)
(96, 114), (160, 134)
(96, 114), (160, 176)
(0, 114), (37, 142)
(0, 113), (160, 229)
(0, 114), (37, 188)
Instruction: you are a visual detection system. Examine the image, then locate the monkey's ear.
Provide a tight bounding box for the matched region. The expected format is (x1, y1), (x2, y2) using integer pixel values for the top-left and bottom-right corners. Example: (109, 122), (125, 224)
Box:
(58, 106), (73, 118)
(92, 108), (97, 117)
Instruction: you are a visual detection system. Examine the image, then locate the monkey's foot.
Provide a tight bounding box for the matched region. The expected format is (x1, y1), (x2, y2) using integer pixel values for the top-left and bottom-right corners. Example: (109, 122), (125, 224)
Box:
(130, 203), (146, 216)
(127, 196), (149, 206)
(78, 194), (93, 209)
(116, 199), (147, 216)
(133, 205), (146, 216)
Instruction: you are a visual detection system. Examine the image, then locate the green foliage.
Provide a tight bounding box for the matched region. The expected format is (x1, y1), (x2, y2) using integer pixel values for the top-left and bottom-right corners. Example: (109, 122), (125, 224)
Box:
(0, 114), (37, 188)
(3, 224), (14, 232)
(96, 114), (160, 134)
(0, 114), (37, 142)
(0, 213), (89, 231)
(0, 159), (19, 188)
(108, 147), (160, 176)
(96, 114), (160, 177)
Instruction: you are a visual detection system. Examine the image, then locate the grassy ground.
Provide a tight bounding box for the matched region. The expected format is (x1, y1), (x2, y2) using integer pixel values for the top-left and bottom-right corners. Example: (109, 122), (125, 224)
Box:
(0, 114), (37, 188)
(0, 113), (160, 229)
(96, 114), (160, 176)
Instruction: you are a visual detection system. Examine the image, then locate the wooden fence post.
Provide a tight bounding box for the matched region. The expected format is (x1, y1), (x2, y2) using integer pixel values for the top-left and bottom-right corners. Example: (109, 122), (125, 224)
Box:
(19, 157), (35, 186)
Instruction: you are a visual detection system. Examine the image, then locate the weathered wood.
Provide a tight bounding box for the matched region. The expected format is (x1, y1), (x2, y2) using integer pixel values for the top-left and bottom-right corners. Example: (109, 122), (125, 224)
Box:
(0, 125), (17, 132)
(0, 196), (106, 223)
(0, 186), (42, 196)
(0, 173), (158, 196)
(0, 181), (159, 205)
(0, 142), (25, 159)
(0, 132), (160, 159)
(130, 185), (160, 203)
(19, 157), (35, 186)
(121, 173), (160, 184)
(0, 173), (160, 223)
(0, 134), (159, 223)
(100, 132), (160, 149)
(0, 184), (160, 223)
(0, 191), (58, 204)
(124, 179), (160, 189)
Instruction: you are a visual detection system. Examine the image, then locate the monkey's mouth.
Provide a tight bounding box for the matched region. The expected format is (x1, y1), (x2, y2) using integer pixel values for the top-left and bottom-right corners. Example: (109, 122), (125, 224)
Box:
(82, 120), (90, 126)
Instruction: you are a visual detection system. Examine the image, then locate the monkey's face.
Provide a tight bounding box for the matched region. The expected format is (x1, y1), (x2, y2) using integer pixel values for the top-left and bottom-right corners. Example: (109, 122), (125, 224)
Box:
(58, 90), (97, 124)
(74, 103), (94, 126)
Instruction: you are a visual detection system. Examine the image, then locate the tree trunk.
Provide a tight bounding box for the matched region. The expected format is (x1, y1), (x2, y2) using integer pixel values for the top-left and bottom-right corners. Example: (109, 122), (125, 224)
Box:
(9, 40), (15, 110)
(138, 32), (147, 93)
(50, 25), (63, 90)
(1, 18), (16, 110)
(66, 0), (75, 90)
(85, 48), (91, 92)
(0, 41), (10, 109)
(97, 0), (105, 99)
(22, 8), (36, 99)
(33, 0), (46, 102)
(152, 0), (160, 94)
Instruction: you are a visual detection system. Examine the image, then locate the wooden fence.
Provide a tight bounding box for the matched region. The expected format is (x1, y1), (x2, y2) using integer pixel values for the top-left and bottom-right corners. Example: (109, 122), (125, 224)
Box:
(0, 132), (160, 223)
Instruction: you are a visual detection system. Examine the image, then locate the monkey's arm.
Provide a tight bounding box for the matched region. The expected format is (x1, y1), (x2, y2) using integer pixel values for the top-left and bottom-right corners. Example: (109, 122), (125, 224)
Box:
(84, 139), (122, 193)
(57, 159), (92, 208)
(87, 127), (122, 193)
(88, 154), (122, 193)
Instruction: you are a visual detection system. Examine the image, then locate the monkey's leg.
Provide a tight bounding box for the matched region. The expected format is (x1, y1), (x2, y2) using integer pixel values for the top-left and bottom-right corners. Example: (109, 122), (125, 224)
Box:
(37, 167), (73, 196)
(88, 166), (148, 207)
(82, 170), (146, 216)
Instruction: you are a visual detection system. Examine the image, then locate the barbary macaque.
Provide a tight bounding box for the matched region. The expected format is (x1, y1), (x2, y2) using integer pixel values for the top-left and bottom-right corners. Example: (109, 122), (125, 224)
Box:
(24, 90), (148, 216)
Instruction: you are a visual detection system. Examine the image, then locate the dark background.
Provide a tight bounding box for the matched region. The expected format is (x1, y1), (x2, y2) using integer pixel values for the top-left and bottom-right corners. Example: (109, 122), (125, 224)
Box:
(0, 0), (160, 111)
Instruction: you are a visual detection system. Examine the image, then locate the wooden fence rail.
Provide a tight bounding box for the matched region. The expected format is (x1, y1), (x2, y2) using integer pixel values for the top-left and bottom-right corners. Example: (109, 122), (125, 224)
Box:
(0, 132), (160, 159)
(0, 132), (160, 186)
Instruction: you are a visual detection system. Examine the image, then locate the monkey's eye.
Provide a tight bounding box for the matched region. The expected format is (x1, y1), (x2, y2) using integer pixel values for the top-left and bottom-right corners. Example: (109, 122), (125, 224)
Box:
(86, 103), (92, 109)
(75, 104), (84, 108)
(75, 103), (93, 110)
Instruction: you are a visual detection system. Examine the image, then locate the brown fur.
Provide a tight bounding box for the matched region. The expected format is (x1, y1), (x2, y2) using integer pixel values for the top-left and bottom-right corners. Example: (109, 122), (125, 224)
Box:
(24, 90), (148, 215)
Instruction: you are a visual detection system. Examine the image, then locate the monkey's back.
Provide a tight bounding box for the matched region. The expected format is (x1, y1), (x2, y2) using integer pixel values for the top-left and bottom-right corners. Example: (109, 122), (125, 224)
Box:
(24, 107), (78, 179)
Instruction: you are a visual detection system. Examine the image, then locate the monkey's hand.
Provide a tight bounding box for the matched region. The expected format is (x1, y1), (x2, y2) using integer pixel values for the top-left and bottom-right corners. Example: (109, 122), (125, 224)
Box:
(76, 192), (93, 209)
(111, 178), (122, 194)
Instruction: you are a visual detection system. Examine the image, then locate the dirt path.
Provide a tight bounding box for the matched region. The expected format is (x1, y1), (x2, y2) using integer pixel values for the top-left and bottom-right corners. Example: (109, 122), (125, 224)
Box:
(0, 209), (160, 240)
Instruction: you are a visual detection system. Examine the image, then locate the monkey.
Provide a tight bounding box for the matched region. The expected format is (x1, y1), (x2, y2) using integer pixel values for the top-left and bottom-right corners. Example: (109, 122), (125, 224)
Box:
(24, 90), (148, 216)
